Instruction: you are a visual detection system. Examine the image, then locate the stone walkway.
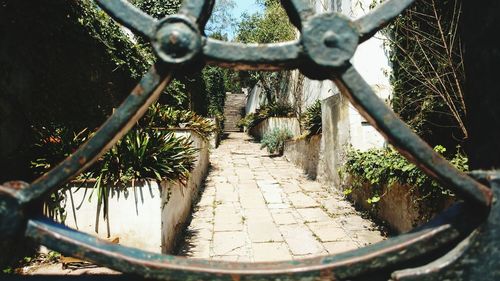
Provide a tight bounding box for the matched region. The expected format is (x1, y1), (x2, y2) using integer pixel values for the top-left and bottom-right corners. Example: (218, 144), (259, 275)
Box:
(178, 132), (385, 262)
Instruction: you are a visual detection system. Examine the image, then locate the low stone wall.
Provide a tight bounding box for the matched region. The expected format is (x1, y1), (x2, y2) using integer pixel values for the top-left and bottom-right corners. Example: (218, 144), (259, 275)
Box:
(249, 117), (301, 139)
(160, 130), (210, 253)
(283, 135), (322, 180)
(64, 129), (209, 254)
(347, 180), (455, 233)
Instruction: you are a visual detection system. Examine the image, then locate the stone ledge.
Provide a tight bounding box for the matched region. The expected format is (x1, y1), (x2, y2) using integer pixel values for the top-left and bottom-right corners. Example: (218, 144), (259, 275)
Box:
(248, 117), (301, 140)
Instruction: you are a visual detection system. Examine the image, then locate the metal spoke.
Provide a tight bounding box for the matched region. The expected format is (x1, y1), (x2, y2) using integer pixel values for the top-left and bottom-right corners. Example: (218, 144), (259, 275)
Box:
(203, 38), (303, 71)
(279, 0), (315, 30)
(95, 0), (158, 39)
(178, 0), (215, 32)
(26, 201), (477, 280)
(19, 63), (173, 204)
(334, 64), (492, 208)
(355, 0), (416, 43)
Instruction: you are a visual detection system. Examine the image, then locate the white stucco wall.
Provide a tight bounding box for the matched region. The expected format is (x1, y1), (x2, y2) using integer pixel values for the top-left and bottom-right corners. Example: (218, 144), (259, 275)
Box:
(245, 83), (266, 114)
(64, 130), (210, 254)
(309, 0), (390, 152)
(243, 0), (391, 152)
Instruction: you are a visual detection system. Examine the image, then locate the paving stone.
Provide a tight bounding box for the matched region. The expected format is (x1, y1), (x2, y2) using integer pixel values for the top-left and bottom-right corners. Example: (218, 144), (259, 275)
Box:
(271, 211), (297, 225)
(191, 206), (214, 219)
(216, 189), (239, 203)
(215, 203), (242, 215)
(178, 132), (385, 263)
(267, 203), (291, 209)
(240, 194), (267, 209)
(287, 193), (319, 208)
(252, 242), (292, 262)
(212, 176), (227, 183)
(227, 175), (240, 183)
(281, 182), (302, 194)
(197, 194), (215, 207)
(307, 222), (347, 242)
(279, 225), (324, 256)
(238, 173), (255, 180)
(187, 221), (213, 238)
(212, 232), (247, 256)
(247, 221), (284, 243)
(262, 191), (284, 204)
(214, 214), (244, 231)
(185, 240), (211, 258)
(323, 241), (359, 255)
(350, 230), (385, 246)
(299, 181), (325, 192)
(296, 208), (331, 222)
(244, 208), (274, 223)
(340, 215), (374, 231)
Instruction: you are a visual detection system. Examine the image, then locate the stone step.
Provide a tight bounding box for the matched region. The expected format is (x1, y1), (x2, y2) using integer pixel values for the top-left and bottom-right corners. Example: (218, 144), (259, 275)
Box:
(223, 94), (247, 132)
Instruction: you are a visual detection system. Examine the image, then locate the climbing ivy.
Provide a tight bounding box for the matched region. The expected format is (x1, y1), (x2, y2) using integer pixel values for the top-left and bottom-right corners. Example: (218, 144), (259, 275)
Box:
(342, 145), (468, 203)
(131, 0), (182, 19)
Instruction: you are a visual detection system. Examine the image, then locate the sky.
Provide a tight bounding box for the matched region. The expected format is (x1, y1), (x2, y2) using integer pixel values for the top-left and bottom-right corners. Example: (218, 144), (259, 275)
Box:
(232, 0), (260, 18)
(226, 0), (261, 40)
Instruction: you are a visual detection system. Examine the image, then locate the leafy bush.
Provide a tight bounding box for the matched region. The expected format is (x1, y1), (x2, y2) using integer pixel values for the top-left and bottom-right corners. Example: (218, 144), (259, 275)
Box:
(265, 102), (294, 117)
(145, 104), (216, 139)
(237, 113), (265, 130)
(238, 102), (294, 130)
(260, 128), (293, 155)
(342, 145), (468, 203)
(90, 129), (196, 185)
(301, 100), (322, 136)
(32, 115), (198, 224)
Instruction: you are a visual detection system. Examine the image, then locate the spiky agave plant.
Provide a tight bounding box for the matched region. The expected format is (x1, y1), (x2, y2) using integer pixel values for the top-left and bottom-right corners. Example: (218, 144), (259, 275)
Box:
(301, 100), (322, 136)
(88, 128), (197, 235)
(145, 104), (216, 139)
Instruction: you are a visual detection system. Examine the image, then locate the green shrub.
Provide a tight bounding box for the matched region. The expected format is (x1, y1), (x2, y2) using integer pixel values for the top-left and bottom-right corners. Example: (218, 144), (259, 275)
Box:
(265, 102), (294, 117)
(260, 128), (293, 155)
(237, 113), (264, 130)
(94, 128), (196, 184)
(301, 100), (322, 136)
(145, 104), (216, 139)
(31, 114), (198, 224)
(238, 102), (294, 131)
(342, 145), (468, 203)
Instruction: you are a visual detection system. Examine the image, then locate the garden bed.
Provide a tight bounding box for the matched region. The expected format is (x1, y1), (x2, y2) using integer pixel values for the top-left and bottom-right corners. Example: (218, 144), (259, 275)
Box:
(64, 129), (209, 254)
(248, 117), (300, 140)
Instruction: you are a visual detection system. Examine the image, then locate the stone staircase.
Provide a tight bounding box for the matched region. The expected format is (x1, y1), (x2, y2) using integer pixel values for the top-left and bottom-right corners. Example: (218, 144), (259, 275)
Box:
(223, 93), (247, 132)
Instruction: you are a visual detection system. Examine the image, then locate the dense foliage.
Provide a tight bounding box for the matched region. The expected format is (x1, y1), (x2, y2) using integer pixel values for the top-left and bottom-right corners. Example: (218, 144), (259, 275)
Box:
(145, 104), (217, 139)
(301, 100), (322, 136)
(238, 102), (294, 130)
(131, 0), (181, 19)
(382, 0), (466, 148)
(235, 0), (296, 104)
(0, 0), (158, 181)
(32, 116), (197, 223)
(342, 145), (468, 203)
(260, 128), (293, 155)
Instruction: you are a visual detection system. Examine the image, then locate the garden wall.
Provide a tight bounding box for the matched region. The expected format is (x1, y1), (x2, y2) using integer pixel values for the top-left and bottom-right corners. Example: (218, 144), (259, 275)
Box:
(347, 180), (455, 233)
(64, 130), (209, 254)
(283, 135), (322, 180)
(249, 117), (301, 140)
